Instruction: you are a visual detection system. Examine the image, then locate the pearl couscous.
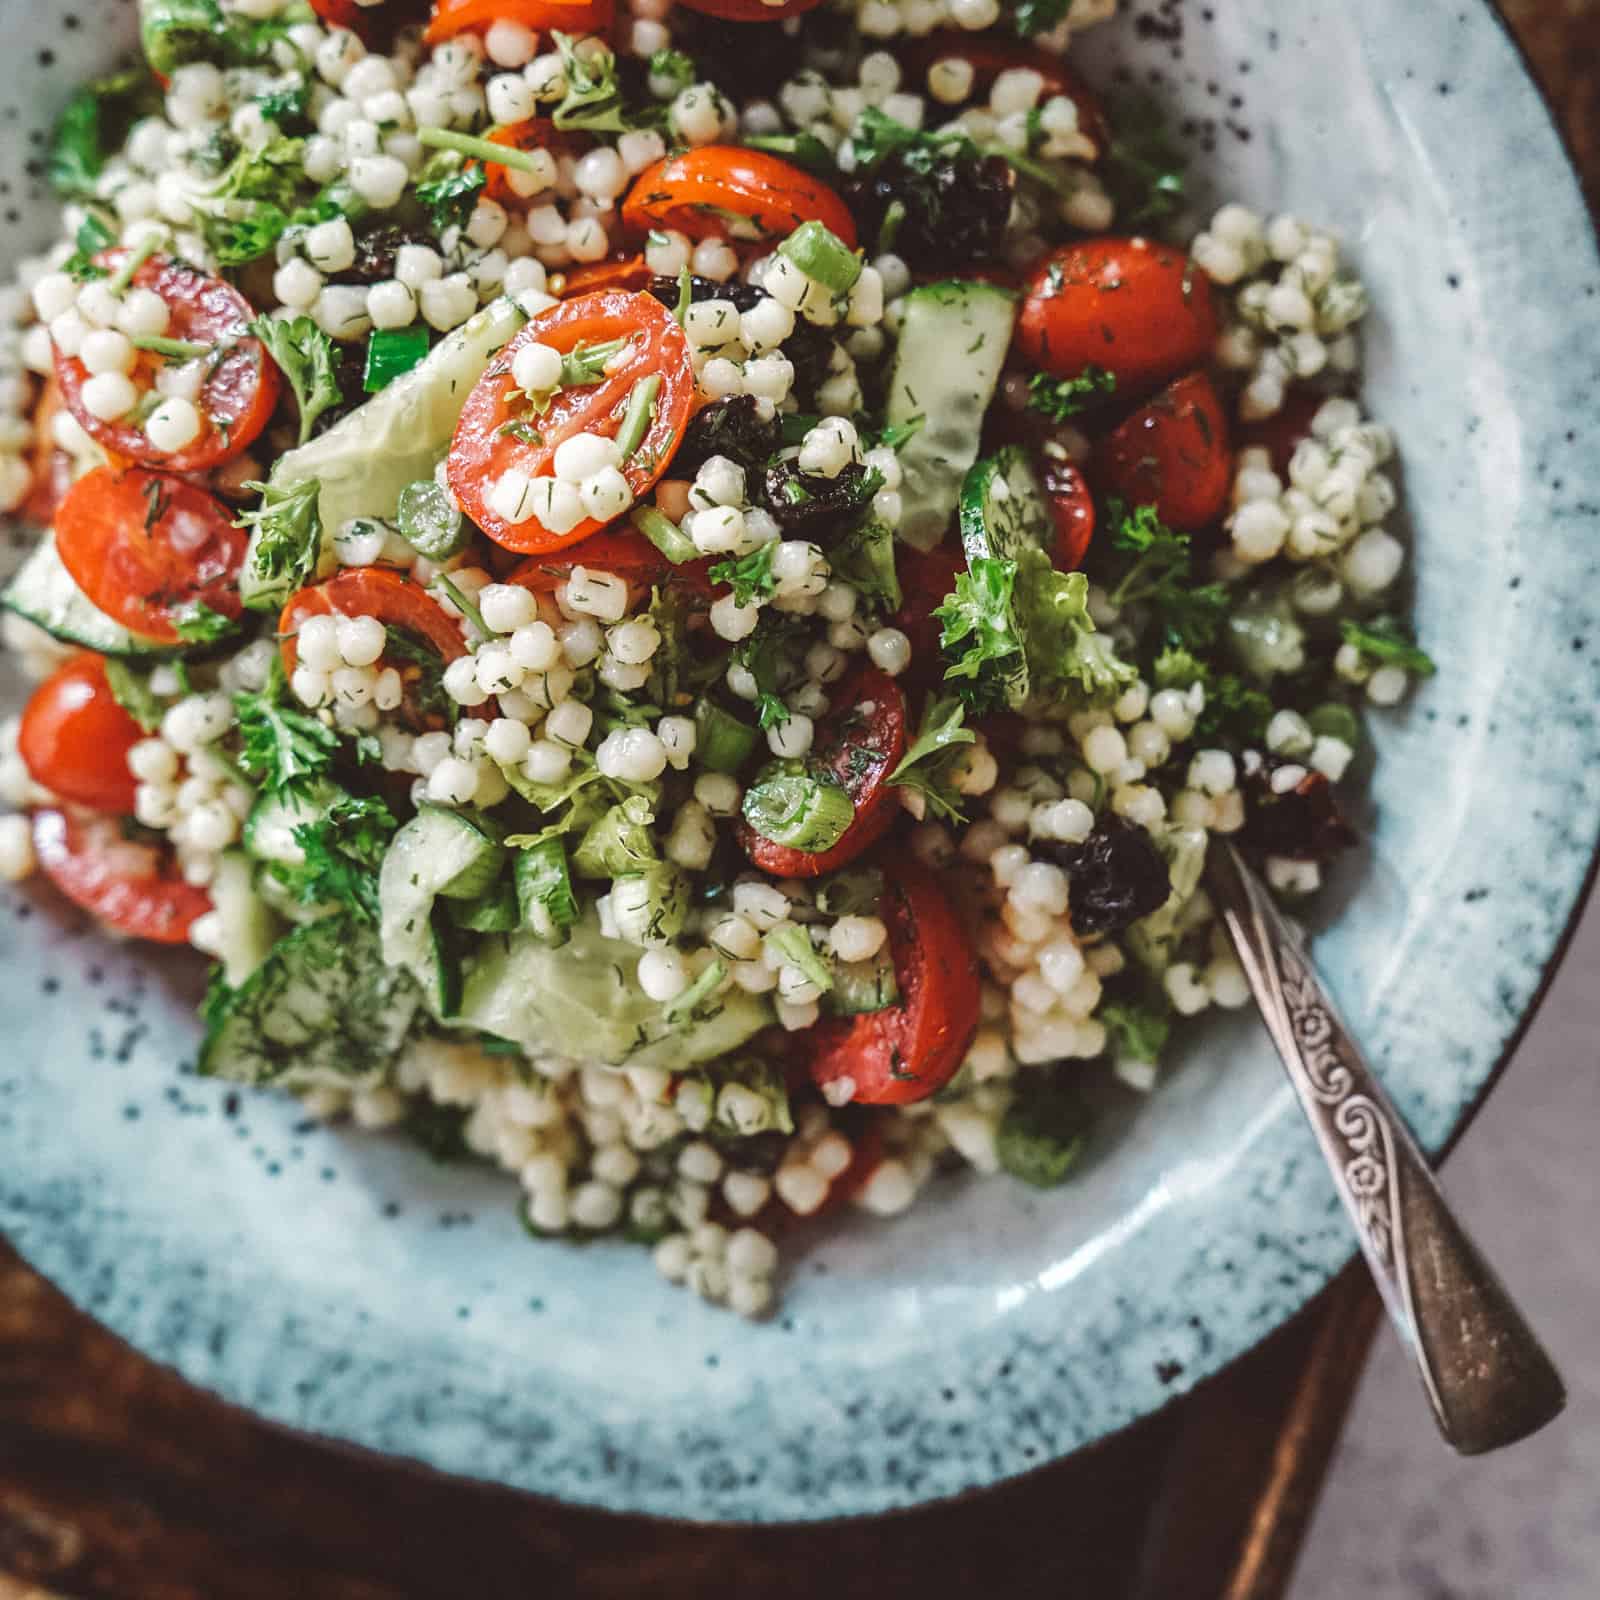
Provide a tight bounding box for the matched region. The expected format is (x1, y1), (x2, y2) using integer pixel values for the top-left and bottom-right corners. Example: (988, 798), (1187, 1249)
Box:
(0, 0), (1431, 1318)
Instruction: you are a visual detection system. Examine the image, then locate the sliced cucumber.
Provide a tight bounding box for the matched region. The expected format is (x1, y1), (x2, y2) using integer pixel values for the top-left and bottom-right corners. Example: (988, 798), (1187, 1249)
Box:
(209, 851), (283, 988)
(887, 280), (1018, 551)
(825, 948), (899, 1016)
(959, 443), (1054, 567)
(264, 294), (528, 553)
(446, 877), (519, 933)
(2, 533), (171, 658)
(242, 780), (341, 866)
(379, 805), (506, 1013)
(198, 913), (420, 1089)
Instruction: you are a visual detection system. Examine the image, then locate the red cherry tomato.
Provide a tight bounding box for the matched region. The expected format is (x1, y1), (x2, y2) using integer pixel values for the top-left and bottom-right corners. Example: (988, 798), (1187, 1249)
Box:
(554, 254), (652, 297)
(507, 527), (715, 600)
(892, 540), (965, 693)
(909, 31), (1111, 157)
(311, 0), (429, 37)
(54, 253), (279, 473)
(806, 855), (981, 1106)
(621, 147), (857, 248)
(1041, 455), (1096, 569)
(279, 567), (468, 677)
(477, 118), (590, 207)
(18, 655), (143, 814)
(1238, 387), (1324, 476)
(424, 0), (613, 42)
(676, 0), (823, 18)
(33, 808), (211, 944)
(447, 290), (694, 555)
(1016, 239), (1218, 400)
(1094, 371), (1233, 532)
(736, 665), (907, 879)
(55, 467), (248, 646)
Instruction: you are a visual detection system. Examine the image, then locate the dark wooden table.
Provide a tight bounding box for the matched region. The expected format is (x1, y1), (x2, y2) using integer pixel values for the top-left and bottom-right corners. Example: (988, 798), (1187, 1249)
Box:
(1, 5), (1593, 1596)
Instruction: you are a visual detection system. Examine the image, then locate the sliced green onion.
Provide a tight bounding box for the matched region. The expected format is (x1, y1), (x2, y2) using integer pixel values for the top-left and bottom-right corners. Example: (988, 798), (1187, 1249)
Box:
(364, 326), (430, 392)
(693, 697), (758, 774)
(876, 198), (906, 256)
(614, 373), (660, 460)
(129, 334), (212, 360)
(630, 504), (697, 565)
(742, 771), (853, 853)
(815, 866), (884, 918)
(663, 956), (726, 1023)
(1307, 702), (1362, 750)
(434, 572), (489, 644)
(826, 950), (899, 1016)
(671, 265), (692, 325)
(447, 878), (520, 933)
(743, 132), (838, 177)
(764, 921), (834, 994)
(558, 336), (628, 386)
(107, 238), (160, 295)
(417, 125), (547, 175)
(515, 837), (578, 934)
(397, 479), (468, 560)
(777, 220), (861, 297)
(610, 863), (689, 946)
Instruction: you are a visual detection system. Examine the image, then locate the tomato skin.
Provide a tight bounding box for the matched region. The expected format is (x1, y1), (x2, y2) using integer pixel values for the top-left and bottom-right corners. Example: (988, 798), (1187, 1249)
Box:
(424, 0), (613, 42)
(1016, 239), (1218, 399)
(1093, 371), (1233, 532)
(55, 467), (248, 646)
(33, 808), (211, 944)
(279, 567), (469, 679)
(312, 0), (429, 36)
(736, 666), (907, 879)
(447, 290), (694, 555)
(621, 148), (857, 248)
(676, 0), (822, 18)
(54, 254), (278, 473)
(892, 541), (965, 694)
(19, 656), (143, 814)
(479, 119), (589, 207)
(909, 31), (1110, 157)
(1040, 456), (1097, 569)
(554, 254), (652, 297)
(806, 855), (981, 1106)
(1238, 387), (1324, 476)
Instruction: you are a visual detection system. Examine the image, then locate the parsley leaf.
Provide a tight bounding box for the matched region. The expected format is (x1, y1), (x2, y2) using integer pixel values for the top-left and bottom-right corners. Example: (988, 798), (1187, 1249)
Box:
(885, 695), (975, 823)
(414, 152), (486, 234)
(49, 68), (160, 201)
(551, 32), (658, 133)
(232, 658), (339, 797)
(647, 48), (696, 97)
(1103, 501), (1230, 649)
(249, 315), (341, 444)
(236, 476), (322, 602)
(828, 516), (901, 611)
(198, 137), (309, 266)
(1151, 643), (1271, 745)
(256, 73), (310, 128)
(103, 658), (165, 733)
(1102, 96), (1187, 230)
(708, 541), (778, 608)
(62, 213), (116, 282)
(846, 103), (1074, 201)
(272, 794), (398, 923)
(1023, 564), (1139, 701)
(1100, 998), (1172, 1067)
(1025, 365), (1117, 421)
(1339, 616), (1436, 677)
(171, 599), (236, 644)
(935, 557), (1025, 714)
(732, 615), (806, 729)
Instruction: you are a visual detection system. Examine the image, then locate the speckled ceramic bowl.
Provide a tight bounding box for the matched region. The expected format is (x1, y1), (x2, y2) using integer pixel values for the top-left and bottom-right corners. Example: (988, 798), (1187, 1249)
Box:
(2, 0), (1598, 1524)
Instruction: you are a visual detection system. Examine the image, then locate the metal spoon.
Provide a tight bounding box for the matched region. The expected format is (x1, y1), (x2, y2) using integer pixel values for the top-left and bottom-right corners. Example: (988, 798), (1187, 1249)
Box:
(1207, 841), (1566, 1454)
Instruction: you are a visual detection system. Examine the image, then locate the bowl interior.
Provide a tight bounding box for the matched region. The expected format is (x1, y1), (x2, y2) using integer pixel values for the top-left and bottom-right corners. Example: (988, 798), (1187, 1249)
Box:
(3, 0), (1599, 1521)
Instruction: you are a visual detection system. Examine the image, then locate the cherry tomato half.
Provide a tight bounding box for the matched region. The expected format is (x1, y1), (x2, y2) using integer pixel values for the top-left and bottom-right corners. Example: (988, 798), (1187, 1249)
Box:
(479, 118), (590, 208)
(1094, 370), (1233, 532)
(312, 0), (429, 39)
(909, 31), (1111, 157)
(892, 540), (965, 694)
(554, 254), (652, 298)
(676, 0), (823, 19)
(424, 0), (613, 43)
(805, 854), (982, 1106)
(447, 289), (694, 554)
(1016, 239), (1218, 400)
(622, 147), (857, 248)
(736, 665), (908, 879)
(54, 253), (278, 473)
(19, 655), (143, 814)
(55, 467), (247, 646)
(279, 567), (469, 683)
(1041, 455), (1096, 569)
(33, 807), (211, 944)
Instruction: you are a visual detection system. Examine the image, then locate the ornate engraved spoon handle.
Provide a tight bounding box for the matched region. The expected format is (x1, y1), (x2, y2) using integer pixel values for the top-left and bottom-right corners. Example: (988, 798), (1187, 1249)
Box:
(1208, 842), (1565, 1455)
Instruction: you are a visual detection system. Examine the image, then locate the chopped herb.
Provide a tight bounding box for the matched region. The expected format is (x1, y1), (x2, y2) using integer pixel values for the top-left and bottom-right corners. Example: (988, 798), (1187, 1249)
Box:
(363, 325), (431, 393)
(271, 795), (398, 923)
(496, 418), (545, 446)
(559, 336), (628, 386)
(171, 600), (235, 644)
(1099, 998), (1172, 1067)
(414, 153), (486, 233)
(935, 557), (1024, 714)
(249, 314), (341, 444)
(255, 74), (310, 128)
(236, 476), (322, 599)
(1102, 501), (1230, 649)
(708, 540), (778, 608)
(663, 956), (728, 1024)
(1025, 365), (1117, 421)
(233, 657), (339, 797)
(885, 695), (975, 824)
(646, 47), (696, 98)
(103, 658), (165, 733)
(62, 213), (115, 281)
(1339, 616), (1436, 677)
(552, 31), (660, 133)
(49, 67), (160, 201)
(1102, 96), (1187, 230)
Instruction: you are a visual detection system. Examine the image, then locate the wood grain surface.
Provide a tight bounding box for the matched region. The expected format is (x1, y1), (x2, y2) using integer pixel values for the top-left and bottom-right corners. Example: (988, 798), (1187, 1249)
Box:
(0, 4), (1594, 1597)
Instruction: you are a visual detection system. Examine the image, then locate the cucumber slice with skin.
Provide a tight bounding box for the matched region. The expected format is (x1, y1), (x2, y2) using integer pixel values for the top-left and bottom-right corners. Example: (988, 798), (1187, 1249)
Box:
(199, 913), (420, 1089)
(209, 850), (283, 988)
(887, 280), (1019, 551)
(379, 805), (506, 1013)
(242, 780), (341, 866)
(2, 533), (172, 658)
